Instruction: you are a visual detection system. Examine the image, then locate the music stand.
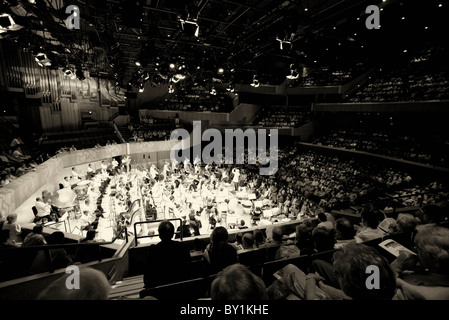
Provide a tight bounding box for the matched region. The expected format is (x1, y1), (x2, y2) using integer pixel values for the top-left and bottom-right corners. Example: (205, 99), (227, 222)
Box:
(59, 212), (69, 232)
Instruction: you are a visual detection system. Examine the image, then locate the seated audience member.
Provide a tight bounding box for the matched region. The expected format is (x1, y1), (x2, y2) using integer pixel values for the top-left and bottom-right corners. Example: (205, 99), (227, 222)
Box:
(203, 226), (238, 274)
(317, 212), (334, 231)
(331, 243), (397, 300)
(46, 231), (73, 269)
(355, 211), (385, 243)
(2, 213), (22, 243)
(22, 225), (47, 247)
(378, 217), (399, 234)
(325, 212), (336, 227)
(312, 226), (336, 252)
(274, 240), (301, 260)
(420, 204), (448, 227)
(334, 218), (356, 249)
(393, 213), (419, 249)
(211, 263), (268, 300)
(239, 232), (255, 253)
(0, 229), (18, 248)
(29, 231), (73, 274)
(253, 229), (267, 248)
(295, 223), (314, 254)
(396, 213), (418, 234)
(143, 220), (191, 289)
(15, 163), (31, 177)
(230, 232), (244, 251)
(73, 229), (101, 263)
(37, 267), (110, 300)
(391, 225), (449, 300)
(268, 243), (396, 300)
(10, 145), (31, 162)
(259, 226), (284, 248)
(190, 238), (206, 258)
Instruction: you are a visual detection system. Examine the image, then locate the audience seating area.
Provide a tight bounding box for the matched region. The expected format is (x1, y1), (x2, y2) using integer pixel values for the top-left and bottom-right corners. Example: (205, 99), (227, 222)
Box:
(346, 47), (449, 102)
(315, 113), (449, 168)
(146, 87), (234, 113)
(289, 66), (364, 88)
(40, 128), (120, 154)
(122, 118), (191, 142)
(253, 107), (313, 128)
(108, 215), (426, 300)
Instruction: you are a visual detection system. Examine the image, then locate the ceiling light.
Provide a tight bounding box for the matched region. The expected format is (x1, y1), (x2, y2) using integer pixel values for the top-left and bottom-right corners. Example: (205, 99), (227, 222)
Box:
(169, 63), (176, 69)
(218, 68), (224, 74)
(135, 61), (141, 66)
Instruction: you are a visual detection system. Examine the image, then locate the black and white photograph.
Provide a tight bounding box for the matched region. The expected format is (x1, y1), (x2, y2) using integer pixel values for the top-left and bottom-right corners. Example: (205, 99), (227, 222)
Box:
(0, 0), (448, 314)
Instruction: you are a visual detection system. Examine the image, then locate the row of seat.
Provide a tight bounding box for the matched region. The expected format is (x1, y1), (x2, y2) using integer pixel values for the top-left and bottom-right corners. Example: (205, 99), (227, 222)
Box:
(132, 232), (408, 300)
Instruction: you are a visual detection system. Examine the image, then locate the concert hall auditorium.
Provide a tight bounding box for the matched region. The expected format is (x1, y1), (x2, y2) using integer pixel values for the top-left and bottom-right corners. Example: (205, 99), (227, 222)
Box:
(1, 0), (449, 304)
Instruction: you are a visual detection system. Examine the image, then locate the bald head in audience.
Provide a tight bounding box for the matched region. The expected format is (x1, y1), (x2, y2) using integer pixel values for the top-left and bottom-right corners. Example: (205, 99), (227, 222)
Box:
(37, 267), (110, 300)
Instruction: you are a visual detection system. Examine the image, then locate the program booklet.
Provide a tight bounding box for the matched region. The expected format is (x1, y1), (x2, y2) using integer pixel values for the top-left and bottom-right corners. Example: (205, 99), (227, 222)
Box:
(378, 239), (417, 257)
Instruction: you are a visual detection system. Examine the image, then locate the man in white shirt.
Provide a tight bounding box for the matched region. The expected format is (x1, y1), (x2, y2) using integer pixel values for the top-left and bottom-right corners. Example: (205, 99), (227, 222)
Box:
(35, 197), (52, 219)
(71, 167), (79, 179)
(101, 161), (108, 174)
(111, 158), (119, 173)
(231, 167), (240, 191)
(87, 164), (95, 179)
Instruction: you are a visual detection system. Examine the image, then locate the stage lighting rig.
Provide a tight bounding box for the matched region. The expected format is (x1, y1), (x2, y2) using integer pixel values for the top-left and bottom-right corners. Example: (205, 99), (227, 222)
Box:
(286, 64), (299, 80)
(179, 13), (199, 37)
(0, 13), (23, 33)
(250, 75), (260, 87)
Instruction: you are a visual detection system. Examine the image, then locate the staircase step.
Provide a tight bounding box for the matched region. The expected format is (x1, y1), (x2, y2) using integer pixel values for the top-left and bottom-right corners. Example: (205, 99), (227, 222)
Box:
(108, 275), (144, 300)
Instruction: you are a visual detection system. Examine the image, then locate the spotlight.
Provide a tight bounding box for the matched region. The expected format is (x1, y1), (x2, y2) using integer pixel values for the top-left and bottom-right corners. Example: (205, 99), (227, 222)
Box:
(139, 83), (145, 92)
(169, 63), (176, 69)
(217, 68), (224, 74)
(135, 61), (142, 66)
(210, 87), (217, 95)
(168, 84), (175, 93)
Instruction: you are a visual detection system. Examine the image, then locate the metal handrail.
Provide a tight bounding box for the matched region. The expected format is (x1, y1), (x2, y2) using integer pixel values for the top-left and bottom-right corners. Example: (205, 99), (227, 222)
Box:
(133, 218), (183, 246)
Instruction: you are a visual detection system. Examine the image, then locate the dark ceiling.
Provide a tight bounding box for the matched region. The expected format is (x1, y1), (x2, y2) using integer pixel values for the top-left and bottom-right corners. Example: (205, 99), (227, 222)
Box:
(1, 0), (448, 90)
